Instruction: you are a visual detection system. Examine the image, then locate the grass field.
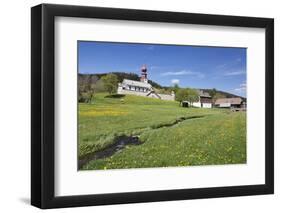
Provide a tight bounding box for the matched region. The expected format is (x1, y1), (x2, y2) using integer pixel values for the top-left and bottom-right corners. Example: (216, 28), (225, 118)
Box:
(79, 93), (246, 170)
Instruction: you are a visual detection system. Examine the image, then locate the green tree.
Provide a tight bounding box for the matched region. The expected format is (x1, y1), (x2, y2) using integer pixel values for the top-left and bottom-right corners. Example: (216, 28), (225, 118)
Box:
(186, 88), (199, 106)
(93, 79), (105, 93)
(78, 75), (100, 103)
(173, 83), (180, 93)
(175, 88), (189, 106)
(101, 73), (118, 94)
(209, 88), (217, 99)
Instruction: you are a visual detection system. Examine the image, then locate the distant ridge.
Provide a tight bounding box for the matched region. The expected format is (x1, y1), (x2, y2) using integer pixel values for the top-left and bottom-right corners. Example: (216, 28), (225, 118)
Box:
(200, 89), (246, 101)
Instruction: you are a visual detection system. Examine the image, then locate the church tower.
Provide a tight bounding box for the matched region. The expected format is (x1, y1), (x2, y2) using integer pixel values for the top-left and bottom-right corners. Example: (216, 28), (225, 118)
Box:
(140, 65), (148, 83)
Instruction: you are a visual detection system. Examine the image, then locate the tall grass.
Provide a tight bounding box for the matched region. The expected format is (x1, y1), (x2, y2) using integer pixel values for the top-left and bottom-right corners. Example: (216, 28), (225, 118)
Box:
(79, 93), (246, 170)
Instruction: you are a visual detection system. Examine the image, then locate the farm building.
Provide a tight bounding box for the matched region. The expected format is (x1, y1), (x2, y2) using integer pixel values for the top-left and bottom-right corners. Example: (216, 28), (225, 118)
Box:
(214, 97), (246, 109)
(190, 90), (213, 108)
(182, 90), (212, 108)
(117, 65), (175, 101)
(193, 90), (213, 108)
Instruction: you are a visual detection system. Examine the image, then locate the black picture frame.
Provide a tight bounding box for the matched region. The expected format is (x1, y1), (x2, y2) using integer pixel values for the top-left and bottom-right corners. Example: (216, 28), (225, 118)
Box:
(31, 3), (274, 209)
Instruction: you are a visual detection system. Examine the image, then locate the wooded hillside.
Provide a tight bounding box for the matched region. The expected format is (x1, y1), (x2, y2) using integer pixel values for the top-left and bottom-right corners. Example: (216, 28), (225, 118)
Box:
(78, 72), (246, 100)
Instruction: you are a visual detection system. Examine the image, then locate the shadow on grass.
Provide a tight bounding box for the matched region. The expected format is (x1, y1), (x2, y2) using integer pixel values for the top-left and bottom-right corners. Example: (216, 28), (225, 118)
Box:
(105, 94), (125, 99)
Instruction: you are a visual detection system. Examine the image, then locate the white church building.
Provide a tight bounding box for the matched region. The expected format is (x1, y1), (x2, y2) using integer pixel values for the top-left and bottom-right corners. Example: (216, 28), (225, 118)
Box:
(117, 65), (175, 101)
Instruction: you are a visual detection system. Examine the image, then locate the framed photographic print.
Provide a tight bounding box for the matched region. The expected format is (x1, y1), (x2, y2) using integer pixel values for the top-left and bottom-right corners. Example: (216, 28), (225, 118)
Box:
(31, 4), (274, 209)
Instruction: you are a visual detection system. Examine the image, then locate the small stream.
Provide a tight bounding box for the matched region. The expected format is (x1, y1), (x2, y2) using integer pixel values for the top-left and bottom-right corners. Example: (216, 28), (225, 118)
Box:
(151, 115), (205, 129)
(78, 135), (142, 169)
(78, 115), (205, 169)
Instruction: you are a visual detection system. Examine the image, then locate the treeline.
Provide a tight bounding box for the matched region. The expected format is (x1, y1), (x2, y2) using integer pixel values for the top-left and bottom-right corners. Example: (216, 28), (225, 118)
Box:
(79, 72), (162, 89)
(78, 72), (163, 103)
(78, 73), (119, 103)
(202, 88), (246, 101)
(173, 86), (242, 106)
(78, 72), (245, 104)
(174, 87), (199, 106)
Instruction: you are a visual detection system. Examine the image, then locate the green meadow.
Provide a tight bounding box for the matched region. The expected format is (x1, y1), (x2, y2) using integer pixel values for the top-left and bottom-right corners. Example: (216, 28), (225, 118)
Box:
(79, 93), (246, 170)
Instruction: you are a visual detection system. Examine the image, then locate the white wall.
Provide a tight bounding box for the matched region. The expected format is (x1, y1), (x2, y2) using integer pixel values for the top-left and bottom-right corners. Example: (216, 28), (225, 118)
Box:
(193, 102), (202, 108)
(202, 103), (212, 108)
(0, 0), (280, 212)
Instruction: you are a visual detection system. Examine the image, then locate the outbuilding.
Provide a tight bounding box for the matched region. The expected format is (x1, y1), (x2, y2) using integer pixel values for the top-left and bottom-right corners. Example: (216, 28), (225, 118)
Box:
(214, 97), (246, 110)
(191, 90), (212, 108)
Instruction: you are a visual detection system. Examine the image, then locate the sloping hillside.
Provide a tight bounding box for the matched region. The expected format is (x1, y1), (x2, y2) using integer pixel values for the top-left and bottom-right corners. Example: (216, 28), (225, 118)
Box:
(201, 89), (246, 100)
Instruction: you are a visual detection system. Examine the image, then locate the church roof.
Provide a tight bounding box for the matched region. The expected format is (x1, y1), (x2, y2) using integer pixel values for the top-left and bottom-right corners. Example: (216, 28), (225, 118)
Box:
(122, 79), (152, 89)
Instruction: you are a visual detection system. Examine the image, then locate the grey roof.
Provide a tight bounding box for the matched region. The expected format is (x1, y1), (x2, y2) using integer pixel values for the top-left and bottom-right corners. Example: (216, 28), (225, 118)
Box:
(122, 79), (152, 88)
(198, 90), (211, 98)
(215, 98), (242, 105)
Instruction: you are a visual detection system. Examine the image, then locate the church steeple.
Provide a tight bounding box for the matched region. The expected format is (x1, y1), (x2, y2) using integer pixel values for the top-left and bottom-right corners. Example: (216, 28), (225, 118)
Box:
(140, 65), (148, 83)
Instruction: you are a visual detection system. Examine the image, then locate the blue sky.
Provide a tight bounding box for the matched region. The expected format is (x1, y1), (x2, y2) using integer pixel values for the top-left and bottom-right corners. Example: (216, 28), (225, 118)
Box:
(78, 41), (246, 97)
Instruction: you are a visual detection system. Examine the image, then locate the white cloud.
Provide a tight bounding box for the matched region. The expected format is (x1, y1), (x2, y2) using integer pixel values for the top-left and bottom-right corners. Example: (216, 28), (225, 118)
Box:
(171, 79), (180, 85)
(217, 58), (242, 70)
(161, 70), (205, 78)
(216, 58), (245, 78)
(234, 82), (247, 93)
(224, 69), (246, 76)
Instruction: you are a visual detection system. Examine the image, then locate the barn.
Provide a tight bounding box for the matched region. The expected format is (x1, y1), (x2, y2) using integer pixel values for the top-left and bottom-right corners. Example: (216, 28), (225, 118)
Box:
(214, 97), (246, 110)
(191, 90), (212, 108)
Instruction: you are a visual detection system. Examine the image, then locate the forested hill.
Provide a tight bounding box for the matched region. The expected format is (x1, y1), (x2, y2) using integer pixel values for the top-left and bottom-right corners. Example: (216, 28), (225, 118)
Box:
(78, 72), (162, 88)
(200, 89), (246, 101)
(78, 72), (245, 100)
